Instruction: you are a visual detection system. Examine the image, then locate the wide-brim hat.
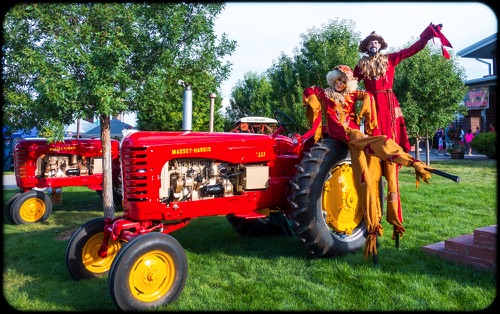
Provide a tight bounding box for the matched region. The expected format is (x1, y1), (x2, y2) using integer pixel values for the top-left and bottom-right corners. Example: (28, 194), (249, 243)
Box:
(359, 31), (388, 53)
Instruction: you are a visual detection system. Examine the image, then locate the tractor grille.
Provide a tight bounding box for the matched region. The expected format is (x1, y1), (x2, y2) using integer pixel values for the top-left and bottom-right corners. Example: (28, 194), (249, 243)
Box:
(13, 145), (29, 179)
(121, 146), (149, 202)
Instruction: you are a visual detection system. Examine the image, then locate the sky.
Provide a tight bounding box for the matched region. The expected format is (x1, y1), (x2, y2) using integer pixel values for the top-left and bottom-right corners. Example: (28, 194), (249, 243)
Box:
(125, 2), (497, 125)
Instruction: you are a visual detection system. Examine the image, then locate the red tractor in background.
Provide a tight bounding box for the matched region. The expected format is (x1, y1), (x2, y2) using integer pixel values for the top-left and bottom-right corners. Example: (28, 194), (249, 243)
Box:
(65, 110), (368, 310)
(6, 138), (121, 225)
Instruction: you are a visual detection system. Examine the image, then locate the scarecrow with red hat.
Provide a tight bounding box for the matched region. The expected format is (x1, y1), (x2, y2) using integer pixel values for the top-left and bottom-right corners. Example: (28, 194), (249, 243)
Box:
(353, 23), (452, 245)
(302, 65), (434, 260)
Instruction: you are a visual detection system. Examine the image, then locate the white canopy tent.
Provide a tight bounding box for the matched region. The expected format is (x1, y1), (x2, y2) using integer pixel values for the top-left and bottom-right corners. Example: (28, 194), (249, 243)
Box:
(64, 119), (97, 136)
(81, 119), (135, 139)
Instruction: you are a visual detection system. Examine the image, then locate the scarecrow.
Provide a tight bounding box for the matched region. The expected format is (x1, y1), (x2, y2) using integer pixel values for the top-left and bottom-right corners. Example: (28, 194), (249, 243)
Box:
(353, 23), (452, 244)
(302, 65), (433, 260)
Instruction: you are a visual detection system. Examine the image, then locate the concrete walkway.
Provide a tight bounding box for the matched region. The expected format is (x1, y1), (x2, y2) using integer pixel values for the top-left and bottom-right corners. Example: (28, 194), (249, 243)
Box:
(412, 151), (489, 162)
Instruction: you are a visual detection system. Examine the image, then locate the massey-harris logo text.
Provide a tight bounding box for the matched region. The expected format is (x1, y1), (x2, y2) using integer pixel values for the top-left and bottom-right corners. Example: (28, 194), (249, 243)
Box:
(172, 146), (212, 155)
(49, 146), (77, 151)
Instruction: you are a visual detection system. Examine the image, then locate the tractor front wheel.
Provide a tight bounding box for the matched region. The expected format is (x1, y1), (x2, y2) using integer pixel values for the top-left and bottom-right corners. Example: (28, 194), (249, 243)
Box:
(65, 218), (124, 280)
(288, 138), (367, 257)
(9, 190), (52, 224)
(108, 233), (188, 311)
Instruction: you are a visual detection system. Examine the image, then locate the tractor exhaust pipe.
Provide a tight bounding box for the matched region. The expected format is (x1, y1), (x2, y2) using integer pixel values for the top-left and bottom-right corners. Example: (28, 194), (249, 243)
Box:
(179, 80), (192, 131)
(209, 93), (216, 132)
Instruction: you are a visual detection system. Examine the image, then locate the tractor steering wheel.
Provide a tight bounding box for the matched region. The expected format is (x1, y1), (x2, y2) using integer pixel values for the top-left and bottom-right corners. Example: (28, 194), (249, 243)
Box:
(273, 110), (299, 135)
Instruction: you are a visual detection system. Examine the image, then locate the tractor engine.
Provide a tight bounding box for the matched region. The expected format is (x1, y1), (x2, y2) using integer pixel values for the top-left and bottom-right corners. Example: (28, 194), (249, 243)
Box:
(160, 159), (269, 204)
(37, 154), (97, 178)
(164, 159), (234, 203)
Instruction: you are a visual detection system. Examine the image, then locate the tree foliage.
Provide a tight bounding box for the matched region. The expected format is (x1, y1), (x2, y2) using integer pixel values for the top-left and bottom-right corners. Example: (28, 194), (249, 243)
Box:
(228, 19), (361, 133)
(269, 19), (361, 132)
(3, 3), (236, 217)
(223, 72), (274, 129)
(393, 42), (468, 141)
(3, 3), (236, 137)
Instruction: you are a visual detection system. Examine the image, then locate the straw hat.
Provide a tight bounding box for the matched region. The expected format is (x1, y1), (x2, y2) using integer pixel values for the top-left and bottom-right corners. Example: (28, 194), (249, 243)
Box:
(359, 31), (388, 53)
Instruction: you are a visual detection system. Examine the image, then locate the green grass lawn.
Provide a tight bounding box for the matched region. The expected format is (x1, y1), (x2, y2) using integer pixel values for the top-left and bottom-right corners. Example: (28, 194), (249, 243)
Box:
(2, 159), (497, 311)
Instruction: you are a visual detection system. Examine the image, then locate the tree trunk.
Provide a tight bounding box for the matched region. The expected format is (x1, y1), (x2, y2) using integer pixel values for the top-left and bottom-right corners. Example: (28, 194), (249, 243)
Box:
(414, 137), (420, 160)
(100, 115), (115, 219)
(425, 130), (431, 166)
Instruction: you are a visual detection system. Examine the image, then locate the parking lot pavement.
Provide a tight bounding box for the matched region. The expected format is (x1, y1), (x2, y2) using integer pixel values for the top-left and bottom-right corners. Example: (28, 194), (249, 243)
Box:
(3, 175), (17, 189)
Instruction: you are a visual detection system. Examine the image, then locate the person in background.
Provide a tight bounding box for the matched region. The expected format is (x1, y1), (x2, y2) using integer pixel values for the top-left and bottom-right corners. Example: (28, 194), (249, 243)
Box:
(464, 129), (474, 155)
(432, 128), (444, 154)
(474, 126), (481, 136)
(444, 123), (455, 156)
(488, 123), (495, 133)
(456, 125), (465, 145)
(435, 134), (445, 156)
(353, 23), (452, 242)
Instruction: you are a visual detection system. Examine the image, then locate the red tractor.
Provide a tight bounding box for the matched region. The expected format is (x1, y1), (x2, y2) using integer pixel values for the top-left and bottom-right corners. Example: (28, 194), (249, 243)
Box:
(65, 110), (368, 310)
(6, 138), (121, 225)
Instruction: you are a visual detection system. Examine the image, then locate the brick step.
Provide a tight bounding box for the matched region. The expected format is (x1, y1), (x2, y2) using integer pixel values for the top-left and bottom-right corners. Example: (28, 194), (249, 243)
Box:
(422, 225), (497, 272)
(473, 225), (497, 247)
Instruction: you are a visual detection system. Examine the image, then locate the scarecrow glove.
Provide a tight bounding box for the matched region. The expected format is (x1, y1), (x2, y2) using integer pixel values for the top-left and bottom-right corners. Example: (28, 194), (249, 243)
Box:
(420, 24), (439, 40)
(411, 161), (433, 188)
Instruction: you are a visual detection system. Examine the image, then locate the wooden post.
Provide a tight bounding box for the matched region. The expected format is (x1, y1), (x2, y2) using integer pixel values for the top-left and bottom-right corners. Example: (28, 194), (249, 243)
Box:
(52, 187), (62, 205)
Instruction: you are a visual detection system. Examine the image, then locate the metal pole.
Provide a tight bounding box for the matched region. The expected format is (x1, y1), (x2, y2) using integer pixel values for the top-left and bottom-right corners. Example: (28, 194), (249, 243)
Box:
(209, 93), (216, 132)
(475, 58), (492, 76)
(182, 85), (192, 131)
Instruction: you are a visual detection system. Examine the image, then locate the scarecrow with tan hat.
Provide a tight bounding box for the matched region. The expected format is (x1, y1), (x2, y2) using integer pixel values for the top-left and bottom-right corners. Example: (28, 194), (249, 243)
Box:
(353, 23), (452, 245)
(302, 65), (434, 260)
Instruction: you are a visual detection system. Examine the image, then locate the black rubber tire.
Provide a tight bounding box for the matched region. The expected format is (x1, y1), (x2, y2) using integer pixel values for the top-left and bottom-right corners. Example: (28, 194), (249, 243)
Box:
(9, 190), (52, 224)
(113, 188), (122, 206)
(65, 218), (123, 280)
(108, 233), (188, 311)
(5, 191), (21, 224)
(95, 188), (122, 206)
(288, 138), (367, 257)
(226, 213), (285, 237)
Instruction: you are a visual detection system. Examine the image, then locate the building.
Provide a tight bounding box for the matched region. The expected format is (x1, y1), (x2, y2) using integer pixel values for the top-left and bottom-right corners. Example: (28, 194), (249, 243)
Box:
(457, 33), (497, 133)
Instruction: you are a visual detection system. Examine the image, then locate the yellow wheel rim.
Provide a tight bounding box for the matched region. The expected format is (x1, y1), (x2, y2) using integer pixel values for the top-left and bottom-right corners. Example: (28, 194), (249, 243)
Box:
(322, 163), (362, 235)
(19, 197), (46, 223)
(129, 250), (176, 303)
(82, 233), (122, 275)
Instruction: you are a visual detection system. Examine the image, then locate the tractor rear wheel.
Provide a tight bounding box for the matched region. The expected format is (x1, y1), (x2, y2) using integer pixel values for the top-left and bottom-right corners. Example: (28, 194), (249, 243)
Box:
(108, 233), (188, 311)
(65, 218), (124, 280)
(288, 138), (367, 257)
(9, 190), (52, 224)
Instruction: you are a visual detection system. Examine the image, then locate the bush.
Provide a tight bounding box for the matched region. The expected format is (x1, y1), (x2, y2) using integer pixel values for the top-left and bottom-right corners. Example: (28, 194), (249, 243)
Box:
(470, 132), (496, 159)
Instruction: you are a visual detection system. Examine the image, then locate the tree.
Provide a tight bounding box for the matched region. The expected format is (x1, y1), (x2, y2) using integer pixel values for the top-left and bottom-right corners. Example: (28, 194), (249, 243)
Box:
(3, 3), (236, 217)
(223, 19), (361, 132)
(251, 18), (361, 132)
(393, 42), (468, 162)
(223, 72), (274, 129)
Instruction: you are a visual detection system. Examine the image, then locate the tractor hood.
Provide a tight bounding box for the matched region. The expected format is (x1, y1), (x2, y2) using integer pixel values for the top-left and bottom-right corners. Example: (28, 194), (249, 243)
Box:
(121, 131), (288, 164)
